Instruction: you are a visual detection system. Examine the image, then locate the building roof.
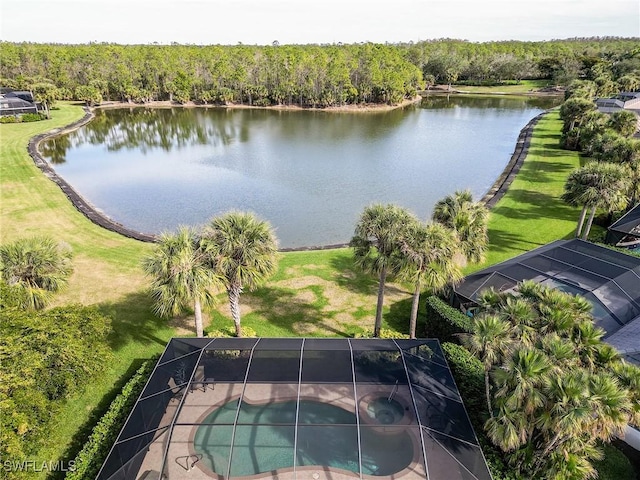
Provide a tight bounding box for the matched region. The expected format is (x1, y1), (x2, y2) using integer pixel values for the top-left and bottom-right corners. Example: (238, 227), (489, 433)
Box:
(97, 338), (492, 480)
(609, 204), (640, 239)
(0, 96), (35, 108)
(454, 239), (640, 338)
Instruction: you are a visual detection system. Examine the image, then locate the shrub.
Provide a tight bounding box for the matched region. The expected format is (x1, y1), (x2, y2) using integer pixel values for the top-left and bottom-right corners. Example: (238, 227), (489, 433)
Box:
(207, 325), (257, 338)
(0, 116), (18, 123)
(21, 113), (46, 122)
(353, 328), (409, 339)
(424, 296), (473, 343)
(65, 359), (157, 480)
(0, 306), (112, 467)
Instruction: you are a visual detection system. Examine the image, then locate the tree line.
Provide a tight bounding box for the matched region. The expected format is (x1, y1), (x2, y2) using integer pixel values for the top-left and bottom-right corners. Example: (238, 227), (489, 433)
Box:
(559, 67), (640, 238)
(0, 38), (638, 108)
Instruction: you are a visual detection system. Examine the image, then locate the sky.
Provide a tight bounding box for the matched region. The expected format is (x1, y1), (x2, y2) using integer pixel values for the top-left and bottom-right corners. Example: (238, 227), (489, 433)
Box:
(1, 0), (638, 45)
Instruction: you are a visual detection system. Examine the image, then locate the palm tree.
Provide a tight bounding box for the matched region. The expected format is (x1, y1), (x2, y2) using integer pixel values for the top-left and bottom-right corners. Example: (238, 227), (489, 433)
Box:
(432, 190), (489, 264)
(0, 236), (73, 309)
(398, 222), (462, 338)
(464, 315), (513, 416)
(142, 227), (218, 337)
(350, 204), (416, 337)
(201, 212), (278, 337)
(562, 162), (630, 239)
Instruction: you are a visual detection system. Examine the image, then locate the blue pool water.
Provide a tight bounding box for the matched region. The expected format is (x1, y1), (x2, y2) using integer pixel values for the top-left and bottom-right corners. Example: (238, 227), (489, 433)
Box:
(193, 399), (413, 477)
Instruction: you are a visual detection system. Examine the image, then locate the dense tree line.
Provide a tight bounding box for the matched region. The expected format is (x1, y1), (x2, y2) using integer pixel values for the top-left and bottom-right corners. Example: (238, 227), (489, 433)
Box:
(0, 38), (638, 107)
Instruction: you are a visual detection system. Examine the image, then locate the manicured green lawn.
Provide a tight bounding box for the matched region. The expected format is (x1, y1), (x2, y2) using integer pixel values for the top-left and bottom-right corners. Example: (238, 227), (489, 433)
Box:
(1, 103), (584, 476)
(451, 79), (555, 94)
(467, 111), (583, 273)
(0, 105), (175, 476)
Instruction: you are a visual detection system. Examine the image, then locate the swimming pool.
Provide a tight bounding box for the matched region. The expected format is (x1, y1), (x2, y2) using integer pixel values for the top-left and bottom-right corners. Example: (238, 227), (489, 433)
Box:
(193, 399), (414, 477)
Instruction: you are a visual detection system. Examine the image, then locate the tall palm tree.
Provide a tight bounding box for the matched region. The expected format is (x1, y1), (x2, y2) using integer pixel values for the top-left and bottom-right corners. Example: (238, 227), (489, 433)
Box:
(0, 236), (73, 310)
(464, 315), (513, 416)
(201, 212), (278, 337)
(398, 222), (462, 338)
(142, 227), (218, 337)
(432, 190), (489, 264)
(562, 162), (630, 239)
(350, 204), (416, 337)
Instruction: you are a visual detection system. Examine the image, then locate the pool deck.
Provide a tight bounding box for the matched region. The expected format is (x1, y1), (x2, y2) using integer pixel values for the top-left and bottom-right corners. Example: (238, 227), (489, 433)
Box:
(135, 382), (427, 479)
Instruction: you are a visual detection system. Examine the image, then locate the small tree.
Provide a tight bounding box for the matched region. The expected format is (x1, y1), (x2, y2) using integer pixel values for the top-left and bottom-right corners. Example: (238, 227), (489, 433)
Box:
(562, 161), (630, 239)
(201, 212), (278, 337)
(350, 204), (416, 337)
(398, 222), (462, 338)
(0, 236), (73, 310)
(608, 110), (639, 138)
(432, 190), (489, 264)
(142, 227), (218, 337)
(75, 85), (103, 106)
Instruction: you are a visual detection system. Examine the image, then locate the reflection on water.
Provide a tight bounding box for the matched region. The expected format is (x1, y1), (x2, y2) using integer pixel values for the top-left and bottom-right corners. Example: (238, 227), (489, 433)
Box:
(42, 95), (560, 248)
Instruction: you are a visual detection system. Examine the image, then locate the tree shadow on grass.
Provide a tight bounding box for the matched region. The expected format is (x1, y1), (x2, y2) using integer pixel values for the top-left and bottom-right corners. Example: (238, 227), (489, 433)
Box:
(495, 190), (577, 222)
(99, 290), (172, 351)
(329, 253), (378, 295)
(526, 147), (571, 158)
(243, 286), (352, 337)
(51, 358), (150, 480)
(487, 228), (542, 256)
(516, 160), (575, 183)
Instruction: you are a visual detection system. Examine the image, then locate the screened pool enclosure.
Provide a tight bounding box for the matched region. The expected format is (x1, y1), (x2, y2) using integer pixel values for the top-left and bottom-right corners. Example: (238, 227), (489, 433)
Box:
(97, 338), (492, 480)
(453, 239), (640, 338)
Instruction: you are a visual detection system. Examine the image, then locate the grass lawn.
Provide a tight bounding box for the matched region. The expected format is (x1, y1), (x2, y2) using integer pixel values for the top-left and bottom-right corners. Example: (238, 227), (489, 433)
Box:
(467, 111), (583, 273)
(451, 79), (556, 95)
(1, 103), (584, 476)
(0, 105), (175, 477)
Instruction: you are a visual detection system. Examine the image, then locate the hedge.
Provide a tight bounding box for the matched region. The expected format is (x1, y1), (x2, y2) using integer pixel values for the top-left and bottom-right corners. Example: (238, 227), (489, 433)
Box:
(65, 358), (158, 480)
(424, 296), (474, 343)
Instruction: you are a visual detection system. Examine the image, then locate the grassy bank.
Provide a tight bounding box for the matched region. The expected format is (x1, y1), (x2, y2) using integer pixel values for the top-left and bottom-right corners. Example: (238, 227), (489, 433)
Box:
(470, 110), (583, 271)
(1, 103), (581, 475)
(450, 79), (556, 95)
(0, 105), (175, 475)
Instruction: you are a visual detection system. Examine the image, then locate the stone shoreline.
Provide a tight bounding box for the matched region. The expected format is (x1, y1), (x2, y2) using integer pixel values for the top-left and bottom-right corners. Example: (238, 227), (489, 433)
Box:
(28, 105), (548, 250)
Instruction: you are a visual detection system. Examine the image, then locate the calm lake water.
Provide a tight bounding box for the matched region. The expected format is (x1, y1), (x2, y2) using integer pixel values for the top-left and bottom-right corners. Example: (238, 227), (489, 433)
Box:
(42, 95), (560, 248)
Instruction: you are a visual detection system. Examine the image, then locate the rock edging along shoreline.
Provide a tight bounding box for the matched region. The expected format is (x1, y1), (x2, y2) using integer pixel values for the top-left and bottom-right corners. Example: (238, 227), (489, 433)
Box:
(28, 106), (548, 250)
(28, 106), (157, 243)
(480, 110), (548, 208)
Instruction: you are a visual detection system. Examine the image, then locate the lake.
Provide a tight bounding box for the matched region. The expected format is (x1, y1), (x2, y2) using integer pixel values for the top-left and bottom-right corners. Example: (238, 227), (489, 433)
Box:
(41, 95), (560, 248)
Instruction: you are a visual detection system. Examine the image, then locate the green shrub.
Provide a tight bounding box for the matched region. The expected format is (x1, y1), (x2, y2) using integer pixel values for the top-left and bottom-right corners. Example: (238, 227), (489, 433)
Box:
(21, 113), (46, 122)
(65, 358), (157, 480)
(353, 328), (409, 339)
(0, 306), (112, 465)
(424, 296), (473, 343)
(207, 325), (257, 338)
(0, 116), (18, 123)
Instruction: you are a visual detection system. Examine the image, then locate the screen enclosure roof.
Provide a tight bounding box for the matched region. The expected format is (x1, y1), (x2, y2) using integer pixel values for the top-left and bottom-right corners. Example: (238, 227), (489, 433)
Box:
(454, 239), (640, 338)
(609, 204), (640, 238)
(97, 337), (492, 480)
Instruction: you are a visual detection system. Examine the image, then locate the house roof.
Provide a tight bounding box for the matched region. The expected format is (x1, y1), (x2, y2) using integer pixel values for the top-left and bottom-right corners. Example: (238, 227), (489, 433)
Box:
(454, 239), (640, 338)
(97, 338), (492, 480)
(609, 204), (640, 238)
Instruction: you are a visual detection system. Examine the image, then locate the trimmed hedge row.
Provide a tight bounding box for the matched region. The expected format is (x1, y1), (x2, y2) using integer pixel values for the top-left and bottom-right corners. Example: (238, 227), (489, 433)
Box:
(65, 358), (157, 480)
(0, 113), (46, 123)
(424, 296), (474, 343)
(441, 342), (518, 480)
